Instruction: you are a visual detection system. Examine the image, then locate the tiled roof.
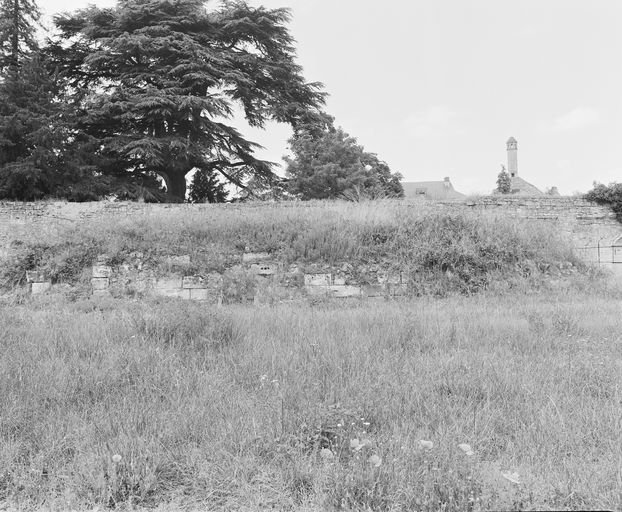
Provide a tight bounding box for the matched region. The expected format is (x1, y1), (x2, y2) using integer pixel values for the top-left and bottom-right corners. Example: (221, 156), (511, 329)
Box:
(402, 180), (465, 200)
(509, 176), (543, 195)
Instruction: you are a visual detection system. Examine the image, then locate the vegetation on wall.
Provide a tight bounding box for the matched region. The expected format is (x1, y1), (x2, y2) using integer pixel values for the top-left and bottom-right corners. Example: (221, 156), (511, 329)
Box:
(1, 201), (585, 296)
(585, 182), (622, 221)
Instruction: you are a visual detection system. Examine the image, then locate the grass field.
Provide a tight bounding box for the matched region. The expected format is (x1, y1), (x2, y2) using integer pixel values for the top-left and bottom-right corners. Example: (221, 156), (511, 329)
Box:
(1, 284), (621, 511)
(0, 200), (619, 510)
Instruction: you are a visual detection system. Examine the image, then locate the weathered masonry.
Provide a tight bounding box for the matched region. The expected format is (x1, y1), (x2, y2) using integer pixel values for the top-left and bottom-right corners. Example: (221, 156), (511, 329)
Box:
(2, 196), (621, 298)
(84, 251), (407, 303)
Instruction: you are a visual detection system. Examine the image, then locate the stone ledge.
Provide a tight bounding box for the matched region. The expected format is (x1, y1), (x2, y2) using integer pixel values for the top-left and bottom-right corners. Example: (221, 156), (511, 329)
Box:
(31, 281), (52, 294)
(26, 270), (48, 283)
(92, 265), (112, 278)
(91, 277), (110, 291)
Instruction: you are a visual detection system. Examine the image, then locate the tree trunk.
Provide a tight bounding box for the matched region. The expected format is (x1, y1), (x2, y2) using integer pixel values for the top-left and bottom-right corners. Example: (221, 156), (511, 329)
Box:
(162, 169), (188, 202)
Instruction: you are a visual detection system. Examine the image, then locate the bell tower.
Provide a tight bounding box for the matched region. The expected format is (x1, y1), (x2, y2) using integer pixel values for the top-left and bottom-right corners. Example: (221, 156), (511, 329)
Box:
(506, 137), (518, 177)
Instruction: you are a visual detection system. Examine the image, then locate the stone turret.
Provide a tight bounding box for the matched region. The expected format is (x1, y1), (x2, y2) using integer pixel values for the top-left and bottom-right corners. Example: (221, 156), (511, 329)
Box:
(493, 137), (543, 196)
(507, 137), (518, 177)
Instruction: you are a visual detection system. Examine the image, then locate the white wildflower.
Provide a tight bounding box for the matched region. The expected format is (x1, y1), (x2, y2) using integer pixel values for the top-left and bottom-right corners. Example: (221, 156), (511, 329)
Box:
(418, 440), (433, 450)
(458, 443), (475, 456)
(501, 471), (521, 485)
(368, 454), (382, 467)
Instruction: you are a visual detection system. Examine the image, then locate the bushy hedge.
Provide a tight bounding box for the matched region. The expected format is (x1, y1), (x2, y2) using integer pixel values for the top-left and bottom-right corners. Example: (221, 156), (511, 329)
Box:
(585, 182), (622, 221)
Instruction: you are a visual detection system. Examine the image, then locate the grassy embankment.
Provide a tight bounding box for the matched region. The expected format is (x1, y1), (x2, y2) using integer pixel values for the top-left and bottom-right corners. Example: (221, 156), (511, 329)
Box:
(0, 201), (620, 511)
(1, 200), (587, 297)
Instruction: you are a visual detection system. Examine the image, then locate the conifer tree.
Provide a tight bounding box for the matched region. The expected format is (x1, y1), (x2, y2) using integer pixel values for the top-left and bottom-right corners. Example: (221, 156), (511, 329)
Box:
(0, 55), (111, 201)
(0, 0), (41, 69)
(284, 116), (403, 200)
(50, 0), (325, 201)
(188, 168), (227, 203)
(0, 56), (59, 199)
(496, 165), (512, 194)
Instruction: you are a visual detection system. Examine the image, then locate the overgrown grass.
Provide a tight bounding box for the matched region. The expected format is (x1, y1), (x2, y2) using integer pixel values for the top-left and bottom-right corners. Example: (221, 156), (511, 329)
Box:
(1, 285), (621, 510)
(0, 200), (585, 295)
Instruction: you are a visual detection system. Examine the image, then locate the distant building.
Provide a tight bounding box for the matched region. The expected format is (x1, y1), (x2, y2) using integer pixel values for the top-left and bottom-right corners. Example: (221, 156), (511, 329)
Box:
(496, 137), (544, 196)
(402, 177), (465, 200)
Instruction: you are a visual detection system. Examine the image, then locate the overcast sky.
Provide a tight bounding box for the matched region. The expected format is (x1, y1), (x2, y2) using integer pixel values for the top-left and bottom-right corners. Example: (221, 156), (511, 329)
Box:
(39, 0), (622, 195)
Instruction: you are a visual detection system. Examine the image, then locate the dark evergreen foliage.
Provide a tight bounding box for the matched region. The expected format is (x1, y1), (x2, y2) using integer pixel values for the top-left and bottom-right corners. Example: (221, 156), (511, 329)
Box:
(496, 166), (511, 194)
(188, 168), (227, 203)
(0, 55), (113, 201)
(49, 0), (325, 201)
(284, 116), (403, 200)
(0, 0), (41, 69)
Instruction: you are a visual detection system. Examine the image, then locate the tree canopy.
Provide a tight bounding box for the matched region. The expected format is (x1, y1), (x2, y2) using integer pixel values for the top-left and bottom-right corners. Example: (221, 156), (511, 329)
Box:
(0, 0), (402, 203)
(47, 0), (325, 201)
(0, 0), (41, 69)
(284, 116), (403, 200)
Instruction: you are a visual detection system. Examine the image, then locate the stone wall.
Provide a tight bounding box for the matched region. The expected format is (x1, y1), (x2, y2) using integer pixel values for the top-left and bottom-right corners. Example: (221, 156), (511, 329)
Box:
(83, 251), (407, 303)
(2, 197), (621, 294)
(442, 197), (622, 273)
(456, 197), (620, 246)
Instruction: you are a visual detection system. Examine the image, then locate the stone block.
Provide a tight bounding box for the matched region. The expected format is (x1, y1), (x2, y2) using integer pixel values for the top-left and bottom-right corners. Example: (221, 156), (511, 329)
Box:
(154, 287), (191, 299)
(156, 277), (183, 290)
(190, 288), (209, 301)
(26, 270), (47, 283)
(242, 252), (271, 263)
(329, 285), (361, 298)
(91, 277), (110, 291)
(332, 276), (347, 286)
(182, 275), (206, 289)
(31, 281), (51, 294)
(362, 284), (385, 298)
(305, 285), (330, 296)
(304, 273), (331, 286)
(251, 263), (277, 276)
(92, 265), (112, 278)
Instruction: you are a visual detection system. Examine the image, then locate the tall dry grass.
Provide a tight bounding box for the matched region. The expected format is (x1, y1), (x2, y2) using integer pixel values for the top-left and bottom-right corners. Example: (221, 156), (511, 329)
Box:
(1, 200), (584, 296)
(1, 285), (620, 510)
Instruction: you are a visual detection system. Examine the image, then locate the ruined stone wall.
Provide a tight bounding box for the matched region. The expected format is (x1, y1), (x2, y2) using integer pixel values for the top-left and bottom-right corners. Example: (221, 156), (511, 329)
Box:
(438, 197), (622, 271)
(1, 196), (620, 250)
(454, 196), (620, 246)
(2, 197), (621, 296)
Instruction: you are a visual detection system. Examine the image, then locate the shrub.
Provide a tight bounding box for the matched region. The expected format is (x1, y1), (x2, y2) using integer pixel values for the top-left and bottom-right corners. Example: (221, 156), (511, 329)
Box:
(584, 182), (622, 221)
